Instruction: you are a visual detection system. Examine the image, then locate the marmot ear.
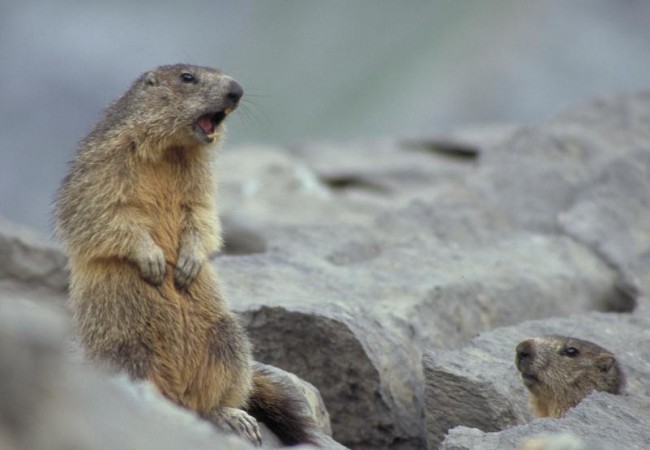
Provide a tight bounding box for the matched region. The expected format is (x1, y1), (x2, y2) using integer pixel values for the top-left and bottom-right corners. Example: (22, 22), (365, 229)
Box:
(596, 354), (616, 372)
(144, 72), (159, 87)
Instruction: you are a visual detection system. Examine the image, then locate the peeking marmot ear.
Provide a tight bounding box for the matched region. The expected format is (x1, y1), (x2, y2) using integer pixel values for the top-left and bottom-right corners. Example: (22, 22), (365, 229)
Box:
(596, 354), (616, 372)
(144, 72), (159, 87)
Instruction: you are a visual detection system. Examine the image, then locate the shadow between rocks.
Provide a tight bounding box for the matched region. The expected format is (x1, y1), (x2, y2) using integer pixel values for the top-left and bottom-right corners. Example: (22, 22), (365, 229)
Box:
(220, 219), (268, 256)
(319, 174), (391, 195)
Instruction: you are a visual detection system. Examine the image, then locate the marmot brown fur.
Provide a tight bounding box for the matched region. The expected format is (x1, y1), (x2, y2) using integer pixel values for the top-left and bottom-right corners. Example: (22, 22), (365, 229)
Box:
(515, 335), (624, 418)
(55, 64), (314, 446)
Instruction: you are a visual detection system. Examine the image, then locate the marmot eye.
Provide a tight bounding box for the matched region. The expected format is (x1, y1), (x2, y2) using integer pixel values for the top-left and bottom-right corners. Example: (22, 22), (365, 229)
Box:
(180, 73), (196, 83)
(562, 347), (580, 357)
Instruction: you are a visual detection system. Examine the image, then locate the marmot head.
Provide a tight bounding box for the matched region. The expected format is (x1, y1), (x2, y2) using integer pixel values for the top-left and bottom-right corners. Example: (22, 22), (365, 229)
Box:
(123, 64), (243, 150)
(515, 335), (624, 417)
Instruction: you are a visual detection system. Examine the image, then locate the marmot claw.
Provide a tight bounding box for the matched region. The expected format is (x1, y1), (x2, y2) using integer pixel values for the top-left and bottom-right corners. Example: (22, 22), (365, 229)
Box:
(174, 249), (204, 289)
(136, 245), (166, 286)
(207, 406), (262, 447)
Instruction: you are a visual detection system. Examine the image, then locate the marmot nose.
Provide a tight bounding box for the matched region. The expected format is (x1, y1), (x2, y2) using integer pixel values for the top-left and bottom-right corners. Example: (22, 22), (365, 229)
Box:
(226, 80), (243, 105)
(516, 340), (534, 366)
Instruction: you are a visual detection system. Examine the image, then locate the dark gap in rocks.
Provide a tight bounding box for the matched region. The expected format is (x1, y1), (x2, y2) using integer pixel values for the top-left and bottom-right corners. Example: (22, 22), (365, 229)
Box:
(218, 220), (267, 256)
(601, 275), (639, 313)
(319, 174), (390, 194)
(401, 138), (480, 160)
(559, 233), (641, 314)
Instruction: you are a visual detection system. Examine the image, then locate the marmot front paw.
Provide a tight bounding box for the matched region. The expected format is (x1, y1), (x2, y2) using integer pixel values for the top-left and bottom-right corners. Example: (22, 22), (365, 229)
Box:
(174, 248), (205, 289)
(136, 245), (166, 286)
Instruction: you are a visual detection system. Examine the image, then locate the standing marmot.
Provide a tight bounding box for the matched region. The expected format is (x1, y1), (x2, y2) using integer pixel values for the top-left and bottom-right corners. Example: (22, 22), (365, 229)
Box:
(55, 64), (313, 446)
(515, 335), (624, 418)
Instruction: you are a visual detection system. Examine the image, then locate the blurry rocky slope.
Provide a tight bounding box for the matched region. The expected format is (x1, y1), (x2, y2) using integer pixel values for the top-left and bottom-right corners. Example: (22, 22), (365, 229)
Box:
(2, 92), (650, 449)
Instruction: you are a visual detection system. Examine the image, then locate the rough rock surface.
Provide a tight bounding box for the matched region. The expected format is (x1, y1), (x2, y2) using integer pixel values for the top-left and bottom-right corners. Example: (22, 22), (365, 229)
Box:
(423, 312), (650, 448)
(3, 92), (650, 449)
(0, 217), (67, 292)
(220, 225), (624, 449)
(441, 392), (650, 450)
(212, 93), (650, 448)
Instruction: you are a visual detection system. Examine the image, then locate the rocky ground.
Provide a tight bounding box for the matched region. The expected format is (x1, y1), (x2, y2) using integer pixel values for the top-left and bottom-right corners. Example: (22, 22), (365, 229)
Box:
(2, 92), (650, 449)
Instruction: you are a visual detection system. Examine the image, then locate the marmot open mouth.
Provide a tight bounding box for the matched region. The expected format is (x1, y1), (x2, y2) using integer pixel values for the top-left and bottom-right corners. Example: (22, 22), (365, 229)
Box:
(195, 109), (231, 141)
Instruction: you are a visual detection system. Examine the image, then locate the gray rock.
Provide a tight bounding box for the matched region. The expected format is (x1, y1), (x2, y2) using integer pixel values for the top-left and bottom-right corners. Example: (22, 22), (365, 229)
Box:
(221, 220), (625, 448)
(470, 93), (650, 232)
(0, 297), (341, 450)
(423, 312), (650, 448)
(466, 93), (650, 307)
(559, 148), (650, 267)
(517, 432), (599, 450)
(558, 147), (650, 307)
(217, 145), (373, 230)
(0, 298), (256, 450)
(216, 137), (482, 235)
(0, 217), (68, 292)
(6, 90), (650, 449)
(289, 139), (473, 201)
(215, 93), (650, 447)
(0, 298), (70, 447)
(400, 124), (520, 159)
(236, 302), (422, 450)
(441, 392), (650, 450)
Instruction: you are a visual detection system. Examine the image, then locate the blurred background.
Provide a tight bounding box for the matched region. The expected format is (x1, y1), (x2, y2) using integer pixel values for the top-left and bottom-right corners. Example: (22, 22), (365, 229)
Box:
(2, 0), (650, 236)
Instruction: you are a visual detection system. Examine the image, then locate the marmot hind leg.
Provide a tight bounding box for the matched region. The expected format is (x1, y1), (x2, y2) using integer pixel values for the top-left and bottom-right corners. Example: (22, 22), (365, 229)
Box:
(99, 339), (153, 380)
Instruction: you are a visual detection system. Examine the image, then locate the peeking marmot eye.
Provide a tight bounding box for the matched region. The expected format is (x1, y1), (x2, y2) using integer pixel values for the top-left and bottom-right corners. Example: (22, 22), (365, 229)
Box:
(561, 347), (580, 357)
(180, 73), (197, 83)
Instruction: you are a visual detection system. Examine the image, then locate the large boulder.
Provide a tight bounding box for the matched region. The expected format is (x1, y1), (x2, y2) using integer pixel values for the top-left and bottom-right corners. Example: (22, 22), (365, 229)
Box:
(469, 94), (650, 303)
(470, 94), (650, 232)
